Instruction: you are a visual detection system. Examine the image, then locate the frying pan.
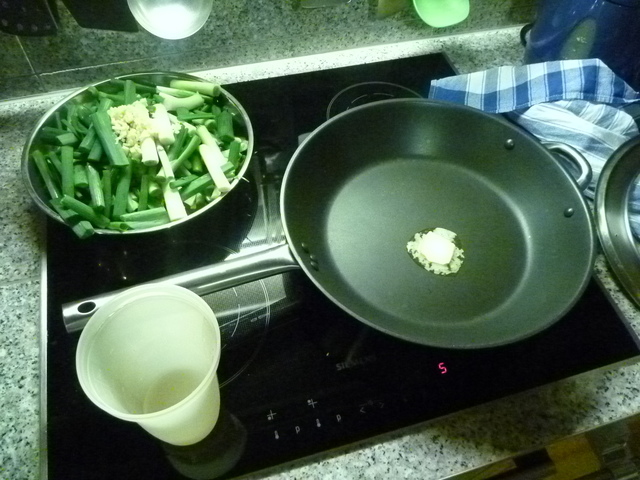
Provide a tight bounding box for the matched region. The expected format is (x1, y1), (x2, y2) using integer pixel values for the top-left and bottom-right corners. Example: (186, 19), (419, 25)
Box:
(64, 99), (595, 349)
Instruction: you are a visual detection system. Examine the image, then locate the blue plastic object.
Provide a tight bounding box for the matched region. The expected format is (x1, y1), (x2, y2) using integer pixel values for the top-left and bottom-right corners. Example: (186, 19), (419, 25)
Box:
(524, 0), (640, 89)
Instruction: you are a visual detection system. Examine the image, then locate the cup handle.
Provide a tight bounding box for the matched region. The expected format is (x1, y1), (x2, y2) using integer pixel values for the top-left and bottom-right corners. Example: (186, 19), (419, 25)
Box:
(543, 141), (593, 191)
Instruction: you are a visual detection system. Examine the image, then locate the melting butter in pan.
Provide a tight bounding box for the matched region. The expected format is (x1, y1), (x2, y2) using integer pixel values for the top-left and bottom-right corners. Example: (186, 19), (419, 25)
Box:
(407, 227), (465, 276)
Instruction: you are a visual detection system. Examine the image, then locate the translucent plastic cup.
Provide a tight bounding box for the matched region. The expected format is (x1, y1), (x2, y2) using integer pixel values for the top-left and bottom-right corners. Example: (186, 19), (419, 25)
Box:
(76, 284), (222, 446)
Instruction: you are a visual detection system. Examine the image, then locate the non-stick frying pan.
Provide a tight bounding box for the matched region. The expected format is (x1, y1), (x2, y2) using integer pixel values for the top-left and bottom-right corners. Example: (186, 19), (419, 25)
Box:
(64, 99), (595, 349)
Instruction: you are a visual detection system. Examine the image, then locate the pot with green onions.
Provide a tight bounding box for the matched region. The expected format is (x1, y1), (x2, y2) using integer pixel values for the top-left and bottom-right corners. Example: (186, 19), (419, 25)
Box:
(22, 72), (254, 238)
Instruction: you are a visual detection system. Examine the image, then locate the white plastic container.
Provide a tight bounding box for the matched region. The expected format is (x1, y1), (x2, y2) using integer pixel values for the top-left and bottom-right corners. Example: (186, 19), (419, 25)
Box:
(76, 284), (222, 446)
(126, 0), (214, 40)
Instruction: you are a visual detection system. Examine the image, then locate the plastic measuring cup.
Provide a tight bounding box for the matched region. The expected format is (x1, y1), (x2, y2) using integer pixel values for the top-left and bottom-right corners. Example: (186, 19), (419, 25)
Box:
(76, 284), (222, 446)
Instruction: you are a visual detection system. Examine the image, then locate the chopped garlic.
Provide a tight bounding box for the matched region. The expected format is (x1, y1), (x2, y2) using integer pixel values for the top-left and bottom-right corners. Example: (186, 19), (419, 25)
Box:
(107, 99), (182, 160)
(107, 99), (155, 161)
(418, 230), (455, 264)
(407, 227), (464, 276)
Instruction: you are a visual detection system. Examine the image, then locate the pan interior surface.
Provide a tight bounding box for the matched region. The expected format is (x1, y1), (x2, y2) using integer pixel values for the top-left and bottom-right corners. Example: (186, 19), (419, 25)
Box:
(324, 155), (531, 324)
(283, 99), (594, 348)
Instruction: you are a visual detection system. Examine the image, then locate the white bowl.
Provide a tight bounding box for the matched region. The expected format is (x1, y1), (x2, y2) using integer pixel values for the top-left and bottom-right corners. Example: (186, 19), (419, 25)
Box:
(127, 0), (214, 39)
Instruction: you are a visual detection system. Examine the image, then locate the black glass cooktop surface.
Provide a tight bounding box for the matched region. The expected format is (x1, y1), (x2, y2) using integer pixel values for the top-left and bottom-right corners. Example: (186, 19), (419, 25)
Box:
(44, 53), (640, 480)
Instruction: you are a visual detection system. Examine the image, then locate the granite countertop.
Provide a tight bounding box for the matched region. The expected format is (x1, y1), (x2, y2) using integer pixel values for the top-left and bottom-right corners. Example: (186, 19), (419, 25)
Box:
(2, 26), (640, 480)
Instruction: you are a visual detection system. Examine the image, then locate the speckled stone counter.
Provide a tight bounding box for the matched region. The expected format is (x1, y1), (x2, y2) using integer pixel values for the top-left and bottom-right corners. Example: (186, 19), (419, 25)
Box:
(0, 0), (535, 100)
(2, 27), (640, 480)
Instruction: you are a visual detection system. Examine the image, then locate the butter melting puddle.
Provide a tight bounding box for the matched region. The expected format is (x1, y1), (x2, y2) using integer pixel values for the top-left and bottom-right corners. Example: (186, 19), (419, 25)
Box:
(406, 227), (465, 276)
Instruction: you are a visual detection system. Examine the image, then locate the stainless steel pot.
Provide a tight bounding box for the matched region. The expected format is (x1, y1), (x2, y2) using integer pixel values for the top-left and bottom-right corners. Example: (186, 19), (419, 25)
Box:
(22, 71), (254, 236)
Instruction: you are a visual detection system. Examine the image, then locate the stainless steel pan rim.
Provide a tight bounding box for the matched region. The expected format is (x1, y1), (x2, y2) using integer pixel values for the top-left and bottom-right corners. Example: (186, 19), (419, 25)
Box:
(595, 137), (640, 308)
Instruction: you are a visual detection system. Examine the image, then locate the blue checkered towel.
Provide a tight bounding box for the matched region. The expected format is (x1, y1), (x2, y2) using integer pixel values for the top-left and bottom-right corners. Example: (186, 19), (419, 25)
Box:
(428, 58), (640, 238)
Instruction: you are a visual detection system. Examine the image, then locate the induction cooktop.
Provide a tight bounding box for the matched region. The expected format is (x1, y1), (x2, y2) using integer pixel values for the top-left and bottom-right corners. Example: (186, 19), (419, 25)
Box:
(42, 52), (640, 480)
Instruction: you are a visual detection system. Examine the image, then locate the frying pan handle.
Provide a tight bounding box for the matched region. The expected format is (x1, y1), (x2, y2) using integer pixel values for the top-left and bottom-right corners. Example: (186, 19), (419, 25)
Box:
(543, 141), (593, 191)
(62, 243), (299, 333)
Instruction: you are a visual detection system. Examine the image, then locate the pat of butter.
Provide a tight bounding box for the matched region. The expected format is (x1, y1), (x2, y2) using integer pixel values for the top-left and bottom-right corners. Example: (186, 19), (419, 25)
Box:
(418, 231), (456, 265)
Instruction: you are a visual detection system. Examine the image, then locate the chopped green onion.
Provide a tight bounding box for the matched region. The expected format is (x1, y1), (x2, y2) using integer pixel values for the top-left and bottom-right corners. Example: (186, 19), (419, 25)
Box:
(123, 79), (137, 105)
(151, 103), (175, 146)
(227, 139), (241, 167)
(196, 125), (219, 148)
(87, 137), (103, 162)
(167, 126), (189, 161)
(70, 221), (96, 238)
(169, 79), (221, 97)
(220, 161), (235, 175)
(176, 108), (217, 122)
(138, 173), (151, 211)
(98, 91), (125, 105)
(157, 146), (187, 221)
(157, 86), (198, 98)
(67, 104), (88, 135)
(53, 111), (63, 130)
(120, 207), (170, 224)
(50, 199), (95, 239)
(109, 219), (170, 231)
(184, 192), (208, 210)
(91, 109), (130, 167)
(60, 195), (110, 228)
(148, 180), (163, 198)
(102, 168), (113, 218)
(86, 164), (105, 212)
(60, 145), (75, 198)
(46, 151), (62, 175)
(50, 198), (80, 224)
(179, 173), (213, 201)
(109, 78), (157, 94)
(78, 126), (97, 154)
(140, 137), (159, 166)
(76, 104), (95, 127)
(216, 110), (235, 143)
(41, 129), (78, 146)
(73, 163), (89, 189)
(112, 165), (132, 219)
(160, 92), (205, 112)
(32, 150), (61, 200)
(170, 134), (201, 171)
(127, 191), (138, 213)
(169, 174), (198, 189)
(199, 144), (231, 192)
(99, 97), (114, 111)
(42, 126), (68, 136)
(190, 152), (204, 174)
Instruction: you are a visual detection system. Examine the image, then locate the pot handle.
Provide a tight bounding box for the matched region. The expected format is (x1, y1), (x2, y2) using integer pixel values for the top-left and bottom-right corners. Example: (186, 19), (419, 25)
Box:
(543, 141), (593, 191)
(62, 243), (300, 333)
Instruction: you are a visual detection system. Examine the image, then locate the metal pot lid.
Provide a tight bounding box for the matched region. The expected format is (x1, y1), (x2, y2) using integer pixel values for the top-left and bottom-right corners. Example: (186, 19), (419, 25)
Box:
(595, 136), (640, 308)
